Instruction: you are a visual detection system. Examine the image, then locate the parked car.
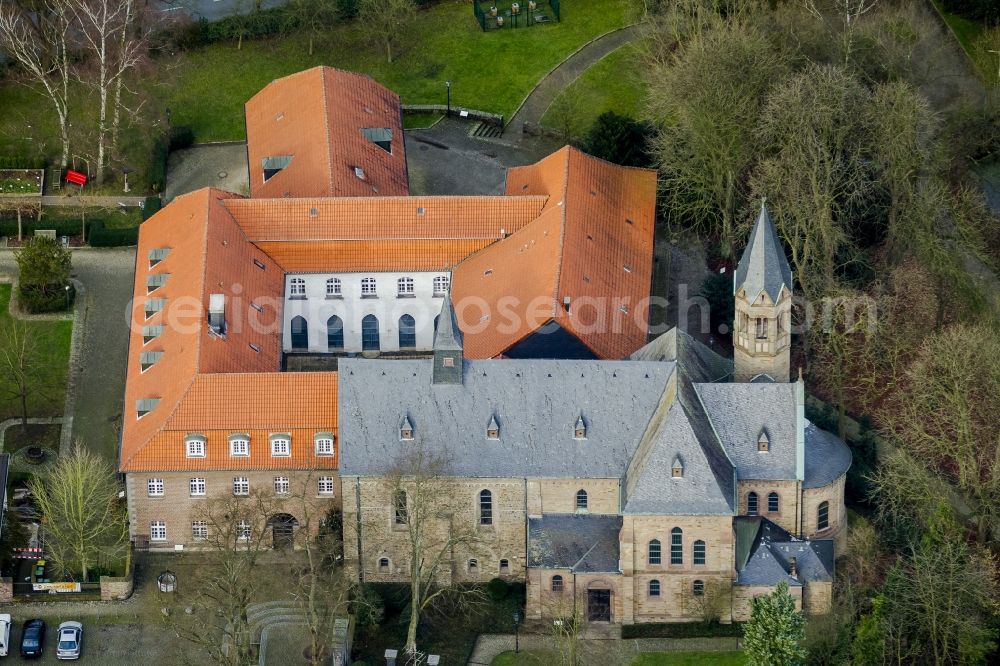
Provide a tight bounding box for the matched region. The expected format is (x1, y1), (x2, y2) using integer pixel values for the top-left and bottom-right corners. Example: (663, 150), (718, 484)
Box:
(55, 621), (82, 660)
(0, 613), (11, 656)
(19, 619), (45, 659)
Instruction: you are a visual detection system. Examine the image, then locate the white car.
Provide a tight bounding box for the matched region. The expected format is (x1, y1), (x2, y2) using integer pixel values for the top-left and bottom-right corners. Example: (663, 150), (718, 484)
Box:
(0, 613), (10, 657)
(55, 621), (82, 660)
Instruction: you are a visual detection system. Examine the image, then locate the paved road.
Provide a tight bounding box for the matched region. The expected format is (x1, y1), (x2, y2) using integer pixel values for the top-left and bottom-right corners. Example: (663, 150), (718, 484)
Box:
(0, 248), (137, 462)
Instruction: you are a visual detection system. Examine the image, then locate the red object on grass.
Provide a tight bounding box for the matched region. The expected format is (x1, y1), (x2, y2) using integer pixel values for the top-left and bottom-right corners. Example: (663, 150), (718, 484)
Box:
(65, 169), (87, 186)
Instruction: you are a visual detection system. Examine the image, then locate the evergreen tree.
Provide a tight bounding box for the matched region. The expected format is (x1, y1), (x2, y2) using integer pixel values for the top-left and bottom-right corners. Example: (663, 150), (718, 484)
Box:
(744, 581), (807, 666)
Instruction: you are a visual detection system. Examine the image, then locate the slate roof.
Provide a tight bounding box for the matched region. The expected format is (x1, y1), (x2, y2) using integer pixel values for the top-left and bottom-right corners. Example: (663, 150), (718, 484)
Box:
(803, 420), (852, 489)
(452, 147), (657, 360)
(735, 517), (833, 587)
(245, 67), (408, 199)
(528, 514), (623, 573)
(0, 453), (8, 541)
(337, 357), (673, 477)
(695, 382), (799, 481)
(733, 202), (793, 303)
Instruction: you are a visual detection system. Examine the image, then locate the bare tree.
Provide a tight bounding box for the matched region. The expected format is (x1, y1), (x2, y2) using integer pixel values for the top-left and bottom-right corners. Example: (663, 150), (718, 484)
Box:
(803, 0), (880, 64)
(357, 0), (415, 64)
(0, 319), (45, 432)
(27, 442), (128, 580)
(284, 0), (340, 56)
(547, 594), (583, 666)
(369, 444), (486, 656)
(67, 0), (145, 184)
(0, 0), (74, 168)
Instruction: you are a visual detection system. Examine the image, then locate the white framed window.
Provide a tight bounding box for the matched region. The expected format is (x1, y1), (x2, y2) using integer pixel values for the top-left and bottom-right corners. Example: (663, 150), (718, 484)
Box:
(397, 277), (414, 296)
(230, 436), (249, 457)
(189, 477), (206, 497)
(318, 476), (335, 495)
(233, 476), (250, 496)
(147, 478), (164, 497)
(274, 476), (290, 494)
(289, 277), (306, 296)
(315, 434), (334, 456)
(237, 519), (251, 541)
(361, 277), (377, 296)
(433, 275), (450, 296)
(150, 521), (166, 542)
(326, 277), (341, 296)
(192, 521), (208, 540)
(186, 436), (206, 458)
(270, 436), (291, 457)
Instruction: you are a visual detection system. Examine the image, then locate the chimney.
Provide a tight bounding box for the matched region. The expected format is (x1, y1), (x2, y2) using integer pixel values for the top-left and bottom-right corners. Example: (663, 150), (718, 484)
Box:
(563, 295), (571, 312)
(208, 294), (226, 336)
(788, 556), (797, 578)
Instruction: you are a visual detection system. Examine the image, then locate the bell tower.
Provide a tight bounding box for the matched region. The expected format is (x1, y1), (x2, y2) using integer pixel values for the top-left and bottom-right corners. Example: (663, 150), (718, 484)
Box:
(733, 201), (793, 383)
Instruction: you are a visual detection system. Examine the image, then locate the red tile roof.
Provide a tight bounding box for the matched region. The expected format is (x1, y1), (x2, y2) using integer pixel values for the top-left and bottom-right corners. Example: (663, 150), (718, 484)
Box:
(245, 67), (408, 199)
(452, 147), (657, 360)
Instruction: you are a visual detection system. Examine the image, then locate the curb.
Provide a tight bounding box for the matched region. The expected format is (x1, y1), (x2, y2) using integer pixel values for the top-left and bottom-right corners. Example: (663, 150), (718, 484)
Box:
(0, 417), (63, 452)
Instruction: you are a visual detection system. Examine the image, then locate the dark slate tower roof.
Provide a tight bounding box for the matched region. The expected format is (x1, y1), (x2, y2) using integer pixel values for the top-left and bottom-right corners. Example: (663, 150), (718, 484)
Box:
(734, 201), (793, 303)
(432, 293), (464, 385)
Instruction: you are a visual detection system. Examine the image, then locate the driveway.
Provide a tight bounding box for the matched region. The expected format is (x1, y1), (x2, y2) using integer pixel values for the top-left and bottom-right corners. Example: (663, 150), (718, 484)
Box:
(0, 248), (137, 462)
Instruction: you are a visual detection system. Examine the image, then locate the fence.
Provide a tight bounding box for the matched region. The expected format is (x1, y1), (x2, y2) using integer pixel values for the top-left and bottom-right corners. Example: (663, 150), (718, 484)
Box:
(473, 0), (560, 32)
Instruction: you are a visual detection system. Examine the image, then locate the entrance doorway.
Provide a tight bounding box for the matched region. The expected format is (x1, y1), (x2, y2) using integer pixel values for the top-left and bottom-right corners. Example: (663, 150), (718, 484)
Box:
(269, 513), (298, 549)
(587, 589), (611, 622)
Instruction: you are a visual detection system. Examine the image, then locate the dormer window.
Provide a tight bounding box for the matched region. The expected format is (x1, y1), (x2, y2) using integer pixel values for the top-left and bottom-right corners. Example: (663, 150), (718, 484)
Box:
(360, 127), (393, 153)
(486, 416), (500, 440)
(136, 398), (160, 419)
(139, 351), (163, 372)
(142, 325), (164, 345)
(144, 298), (165, 320)
(757, 429), (770, 452)
(671, 456), (684, 479)
(400, 416), (414, 441)
(146, 273), (169, 293)
(185, 435), (206, 457)
(574, 416), (587, 440)
(262, 155), (292, 182)
(229, 435), (250, 457)
(270, 435), (291, 457)
(148, 248), (170, 268)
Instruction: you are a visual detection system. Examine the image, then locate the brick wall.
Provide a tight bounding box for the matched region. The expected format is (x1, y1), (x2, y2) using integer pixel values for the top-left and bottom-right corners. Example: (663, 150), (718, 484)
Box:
(733, 584), (802, 622)
(127, 470), (339, 551)
(803, 580), (832, 615)
(529, 478), (620, 515)
(802, 474), (848, 554)
(100, 575), (134, 601)
(736, 480), (801, 535)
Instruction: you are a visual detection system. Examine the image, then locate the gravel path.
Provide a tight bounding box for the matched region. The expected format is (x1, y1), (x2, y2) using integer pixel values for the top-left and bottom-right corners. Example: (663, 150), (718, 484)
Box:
(0, 248), (137, 461)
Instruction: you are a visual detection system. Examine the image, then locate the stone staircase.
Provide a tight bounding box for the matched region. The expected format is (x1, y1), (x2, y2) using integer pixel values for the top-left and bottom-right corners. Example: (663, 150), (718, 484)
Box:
(472, 121), (504, 139)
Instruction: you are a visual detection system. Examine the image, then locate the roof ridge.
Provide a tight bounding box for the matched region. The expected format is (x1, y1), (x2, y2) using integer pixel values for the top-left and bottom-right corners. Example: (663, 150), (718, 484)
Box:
(192, 189), (213, 375)
(550, 147), (571, 320)
(320, 68), (336, 197)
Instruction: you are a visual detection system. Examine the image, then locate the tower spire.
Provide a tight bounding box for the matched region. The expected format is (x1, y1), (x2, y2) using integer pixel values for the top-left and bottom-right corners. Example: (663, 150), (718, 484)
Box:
(432, 293), (464, 384)
(733, 200), (793, 303)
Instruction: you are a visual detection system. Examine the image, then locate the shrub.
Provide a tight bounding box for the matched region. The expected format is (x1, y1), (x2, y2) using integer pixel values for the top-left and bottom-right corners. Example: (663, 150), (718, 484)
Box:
(15, 235), (72, 313)
(0, 217), (93, 239)
(621, 621), (743, 639)
(701, 272), (735, 338)
(88, 220), (139, 247)
(169, 126), (195, 151)
(583, 111), (654, 167)
(19, 283), (75, 314)
(142, 196), (162, 221)
(486, 577), (509, 601)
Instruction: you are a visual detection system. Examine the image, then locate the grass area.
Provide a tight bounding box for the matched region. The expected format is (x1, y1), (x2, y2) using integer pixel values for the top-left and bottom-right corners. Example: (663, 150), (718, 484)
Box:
(157, 0), (631, 142)
(1, 422), (60, 452)
(403, 112), (444, 129)
(541, 41), (646, 138)
(930, 1), (995, 82)
(492, 651), (549, 665)
(631, 652), (746, 666)
(0, 285), (72, 424)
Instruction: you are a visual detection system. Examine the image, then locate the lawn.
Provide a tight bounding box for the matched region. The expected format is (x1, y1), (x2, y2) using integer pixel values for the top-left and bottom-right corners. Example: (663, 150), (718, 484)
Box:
(541, 41), (646, 138)
(930, 1), (995, 83)
(492, 651), (549, 665)
(631, 652), (746, 666)
(0, 284), (73, 424)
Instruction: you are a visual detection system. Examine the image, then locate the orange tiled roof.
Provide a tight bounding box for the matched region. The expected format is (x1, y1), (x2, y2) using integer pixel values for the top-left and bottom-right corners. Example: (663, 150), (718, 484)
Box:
(453, 147), (657, 360)
(245, 67), (408, 199)
(253, 239), (494, 273)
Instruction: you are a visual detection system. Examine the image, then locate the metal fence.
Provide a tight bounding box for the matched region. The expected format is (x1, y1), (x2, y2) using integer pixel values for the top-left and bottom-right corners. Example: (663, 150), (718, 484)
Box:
(473, 0), (560, 32)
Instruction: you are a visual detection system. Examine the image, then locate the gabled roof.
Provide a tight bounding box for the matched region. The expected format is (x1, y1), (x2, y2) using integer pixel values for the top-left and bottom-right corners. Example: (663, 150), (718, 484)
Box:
(734, 202), (793, 303)
(735, 517), (834, 587)
(245, 67), (408, 199)
(528, 514), (623, 573)
(452, 147), (657, 360)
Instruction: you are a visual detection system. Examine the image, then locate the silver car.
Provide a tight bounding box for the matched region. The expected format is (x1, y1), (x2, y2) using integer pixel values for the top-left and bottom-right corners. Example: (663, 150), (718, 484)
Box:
(55, 621), (82, 660)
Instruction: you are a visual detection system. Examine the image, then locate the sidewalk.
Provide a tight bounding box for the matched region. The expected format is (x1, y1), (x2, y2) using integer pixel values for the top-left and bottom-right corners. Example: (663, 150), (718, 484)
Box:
(40, 194), (146, 207)
(468, 633), (743, 665)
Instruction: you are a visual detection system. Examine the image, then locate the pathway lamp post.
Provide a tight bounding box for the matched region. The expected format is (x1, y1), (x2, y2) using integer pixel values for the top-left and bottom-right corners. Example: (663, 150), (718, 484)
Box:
(513, 611), (520, 653)
(446, 80), (452, 116)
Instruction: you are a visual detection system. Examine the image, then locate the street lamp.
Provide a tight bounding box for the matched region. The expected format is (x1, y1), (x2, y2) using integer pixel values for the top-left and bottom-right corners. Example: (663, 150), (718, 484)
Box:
(512, 611), (520, 653)
(445, 81), (452, 117)
(64, 284), (71, 310)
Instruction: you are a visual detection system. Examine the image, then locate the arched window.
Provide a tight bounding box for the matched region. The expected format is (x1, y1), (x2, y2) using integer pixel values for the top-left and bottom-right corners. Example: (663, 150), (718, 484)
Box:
(648, 539), (661, 565)
(361, 314), (380, 351)
(499, 559), (510, 573)
(693, 580), (705, 596)
(694, 540), (706, 566)
(479, 489), (493, 525)
(378, 557), (390, 572)
(747, 491), (758, 516)
(327, 315), (344, 350)
(551, 575), (564, 592)
(393, 490), (407, 525)
(398, 314), (416, 349)
(290, 315), (308, 350)
(326, 277), (341, 296)
(818, 501), (830, 530)
(670, 527), (683, 564)
(648, 579), (661, 597)
(768, 491), (780, 513)
(576, 489), (588, 511)
(289, 277), (305, 296)
(468, 558), (479, 573)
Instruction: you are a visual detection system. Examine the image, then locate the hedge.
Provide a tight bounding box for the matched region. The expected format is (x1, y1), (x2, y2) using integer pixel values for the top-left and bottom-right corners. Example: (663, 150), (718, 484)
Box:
(621, 621), (744, 639)
(89, 220), (139, 247)
(142, 196), (162, 220)
(0, 217), (140, 247)
(0, 156), (46, 169)
(19, 282), (75, 314)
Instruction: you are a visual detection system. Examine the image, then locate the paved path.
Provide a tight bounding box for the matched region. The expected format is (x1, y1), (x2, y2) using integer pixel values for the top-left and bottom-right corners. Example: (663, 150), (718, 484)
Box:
(505, 24), (645, 139)
(40, 195), (146, 207)
(468, 633), (743, 665)
(0, 248), (137, 461)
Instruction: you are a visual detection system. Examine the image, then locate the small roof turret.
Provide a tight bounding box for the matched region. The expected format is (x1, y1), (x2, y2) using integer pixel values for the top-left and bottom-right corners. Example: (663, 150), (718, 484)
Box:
(734, 200), (793, 303)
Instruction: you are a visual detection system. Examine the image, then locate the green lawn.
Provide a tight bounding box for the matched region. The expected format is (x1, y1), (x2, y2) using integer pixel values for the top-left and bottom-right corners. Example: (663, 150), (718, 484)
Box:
(492, 651), (549, 666)
(158, 0), (631, 142)
(540, 41), (646, 138)
(0, 284), (73, 424)
(631, 652), (746, 666)
(930, 1), (995, 83)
